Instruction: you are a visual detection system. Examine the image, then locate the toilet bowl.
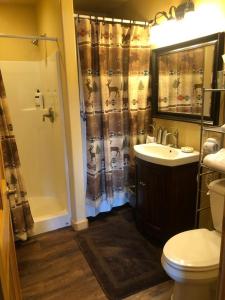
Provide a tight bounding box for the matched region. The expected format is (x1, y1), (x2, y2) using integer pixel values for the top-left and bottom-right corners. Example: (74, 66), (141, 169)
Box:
(162, 229), (221, 300)
(161, 179), (225, 300)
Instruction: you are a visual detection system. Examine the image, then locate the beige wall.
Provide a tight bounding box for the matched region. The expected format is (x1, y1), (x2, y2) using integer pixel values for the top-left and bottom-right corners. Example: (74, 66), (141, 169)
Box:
(35, 0), (63, 58)
(0, 1), (64, 61)
(0, 3), (40, 61)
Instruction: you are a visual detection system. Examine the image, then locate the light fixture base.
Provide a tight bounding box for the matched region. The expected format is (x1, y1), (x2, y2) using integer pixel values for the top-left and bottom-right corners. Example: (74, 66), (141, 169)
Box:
(175, 1), (195, 19)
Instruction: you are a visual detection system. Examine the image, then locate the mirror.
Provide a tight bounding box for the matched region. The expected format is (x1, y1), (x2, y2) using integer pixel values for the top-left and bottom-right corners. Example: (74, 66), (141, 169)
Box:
(151, 33), (225, 124)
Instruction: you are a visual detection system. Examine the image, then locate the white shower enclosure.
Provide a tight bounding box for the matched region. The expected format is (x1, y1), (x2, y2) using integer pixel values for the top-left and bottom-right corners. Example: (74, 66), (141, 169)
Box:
(1, 52), (71, 235)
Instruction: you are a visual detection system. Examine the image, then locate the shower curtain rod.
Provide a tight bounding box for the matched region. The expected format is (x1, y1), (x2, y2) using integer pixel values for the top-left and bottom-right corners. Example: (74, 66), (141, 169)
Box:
(0, 33), (57, 42)
(74, 14), (151, 26)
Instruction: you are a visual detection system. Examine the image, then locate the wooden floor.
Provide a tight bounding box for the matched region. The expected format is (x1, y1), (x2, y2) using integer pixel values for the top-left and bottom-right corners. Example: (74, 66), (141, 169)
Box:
(16, 227), (173, 300)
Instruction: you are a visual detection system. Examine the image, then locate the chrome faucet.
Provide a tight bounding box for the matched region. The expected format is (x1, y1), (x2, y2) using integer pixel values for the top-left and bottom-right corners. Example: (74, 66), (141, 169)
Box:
(161, 128), (168, 145)
(165, 130), (179, 148)
(149, 123), (155, 134)
(149, 121), (156, 136)
(43, 107), (55, 123)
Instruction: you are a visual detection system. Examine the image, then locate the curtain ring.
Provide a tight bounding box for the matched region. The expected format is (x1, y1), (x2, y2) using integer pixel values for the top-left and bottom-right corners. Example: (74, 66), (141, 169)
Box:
(95, 16), (98, 24)
(89, 15), (92, 24)
(130, 20), (134, 28)
(103, 17), (105, 25)
(78, 14), (80, 23)
(112, 18), (115, 26)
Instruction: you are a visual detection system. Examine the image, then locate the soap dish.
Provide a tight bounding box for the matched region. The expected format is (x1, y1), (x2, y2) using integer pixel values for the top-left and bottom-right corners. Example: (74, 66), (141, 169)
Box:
(181, 146), (194, 153)
(221, 124), (225, 131)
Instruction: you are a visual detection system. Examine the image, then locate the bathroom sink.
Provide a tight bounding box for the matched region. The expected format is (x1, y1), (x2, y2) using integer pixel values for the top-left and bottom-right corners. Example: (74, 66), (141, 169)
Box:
(134, 143), (199, 166)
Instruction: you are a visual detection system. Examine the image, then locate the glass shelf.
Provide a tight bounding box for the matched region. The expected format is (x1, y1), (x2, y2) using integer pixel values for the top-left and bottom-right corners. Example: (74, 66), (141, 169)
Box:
(196, 85), (225, 228)
(203, 126), (225, 134)
(203, 88), (225, 92)
(200, 163), (225, 175)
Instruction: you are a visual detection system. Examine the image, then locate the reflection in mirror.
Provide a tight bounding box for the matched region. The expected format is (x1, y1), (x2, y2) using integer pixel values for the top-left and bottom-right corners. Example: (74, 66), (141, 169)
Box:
(152, 33), (225, 124)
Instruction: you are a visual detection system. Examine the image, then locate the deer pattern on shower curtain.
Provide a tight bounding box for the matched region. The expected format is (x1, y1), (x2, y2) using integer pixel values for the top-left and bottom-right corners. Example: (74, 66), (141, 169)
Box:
(76, 19), (151, 208)
(0, 71), (34, 240)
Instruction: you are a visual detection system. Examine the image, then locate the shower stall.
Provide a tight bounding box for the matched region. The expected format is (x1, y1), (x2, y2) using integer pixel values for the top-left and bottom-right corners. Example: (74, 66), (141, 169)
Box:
(0, 37), (71, 235)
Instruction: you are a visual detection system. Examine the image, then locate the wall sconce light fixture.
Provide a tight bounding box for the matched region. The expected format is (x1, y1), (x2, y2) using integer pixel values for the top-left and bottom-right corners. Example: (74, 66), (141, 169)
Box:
(150, 1), (224, 47)
(175, 0), (195, 19)
(152, 0), (195, 25)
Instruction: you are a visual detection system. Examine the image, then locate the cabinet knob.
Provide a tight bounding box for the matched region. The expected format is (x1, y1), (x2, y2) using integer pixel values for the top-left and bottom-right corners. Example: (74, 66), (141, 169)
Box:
(139, 181), (146, 187)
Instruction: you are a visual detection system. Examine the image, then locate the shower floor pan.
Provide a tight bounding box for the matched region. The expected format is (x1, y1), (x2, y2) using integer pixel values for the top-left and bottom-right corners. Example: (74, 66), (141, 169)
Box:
(29, 196), (71, 236)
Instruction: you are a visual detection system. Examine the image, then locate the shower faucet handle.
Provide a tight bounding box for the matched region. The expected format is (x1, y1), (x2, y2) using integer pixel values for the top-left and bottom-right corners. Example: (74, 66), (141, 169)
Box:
(42, 107), (55, 123)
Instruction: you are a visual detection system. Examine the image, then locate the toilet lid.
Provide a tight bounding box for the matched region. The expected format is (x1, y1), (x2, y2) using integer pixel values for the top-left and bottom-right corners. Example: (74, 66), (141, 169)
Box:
(163, 229), (221, 270)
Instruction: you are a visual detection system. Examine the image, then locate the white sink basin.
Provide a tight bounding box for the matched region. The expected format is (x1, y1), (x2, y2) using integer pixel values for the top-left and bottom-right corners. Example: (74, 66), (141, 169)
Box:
(134, 143), (199, 167)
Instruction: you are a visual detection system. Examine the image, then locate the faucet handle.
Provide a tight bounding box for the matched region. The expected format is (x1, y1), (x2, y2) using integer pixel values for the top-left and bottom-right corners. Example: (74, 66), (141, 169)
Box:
(161, 128), (168, 145)
(149, 122), (156, 135)
(156, 127), (162, 144)
(174, 128), (178, 136)
(42, 107), (55, 123)
(171, 129), (179, 148)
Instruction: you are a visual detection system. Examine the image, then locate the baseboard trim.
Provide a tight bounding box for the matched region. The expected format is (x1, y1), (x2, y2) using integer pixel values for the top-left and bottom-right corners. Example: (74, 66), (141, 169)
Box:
(72, 218), (88, 231)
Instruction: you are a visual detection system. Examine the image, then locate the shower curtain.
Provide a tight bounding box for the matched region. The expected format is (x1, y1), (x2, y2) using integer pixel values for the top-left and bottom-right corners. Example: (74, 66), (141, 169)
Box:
(0, 71), (33, 240)
(76, 18), (151, 216)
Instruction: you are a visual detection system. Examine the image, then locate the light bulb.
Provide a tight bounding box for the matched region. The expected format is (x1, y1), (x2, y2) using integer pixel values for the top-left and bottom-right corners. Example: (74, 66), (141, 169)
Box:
(150, 3), (225, 48)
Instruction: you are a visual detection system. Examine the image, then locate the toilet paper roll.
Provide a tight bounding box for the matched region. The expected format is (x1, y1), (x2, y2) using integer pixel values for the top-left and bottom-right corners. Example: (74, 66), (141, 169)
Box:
(203, 142), (219, 154)
(206, 138), (218, 144)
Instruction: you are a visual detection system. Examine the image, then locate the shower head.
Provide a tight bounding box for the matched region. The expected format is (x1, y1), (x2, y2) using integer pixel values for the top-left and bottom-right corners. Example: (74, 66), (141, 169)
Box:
(32, 39), (39, 46)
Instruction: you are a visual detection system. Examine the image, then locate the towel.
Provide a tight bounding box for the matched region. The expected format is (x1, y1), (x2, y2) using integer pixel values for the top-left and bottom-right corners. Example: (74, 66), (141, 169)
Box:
(203, 148), (225, 172)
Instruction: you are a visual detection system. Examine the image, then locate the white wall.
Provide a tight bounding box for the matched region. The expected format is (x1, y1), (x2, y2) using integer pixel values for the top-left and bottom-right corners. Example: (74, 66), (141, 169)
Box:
(39, 52), (69, 205)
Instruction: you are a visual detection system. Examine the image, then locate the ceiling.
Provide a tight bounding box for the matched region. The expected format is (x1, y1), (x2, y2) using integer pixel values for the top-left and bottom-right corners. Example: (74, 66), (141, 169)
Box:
(0, 0), (36, 4)
(74, 0), (130, 17)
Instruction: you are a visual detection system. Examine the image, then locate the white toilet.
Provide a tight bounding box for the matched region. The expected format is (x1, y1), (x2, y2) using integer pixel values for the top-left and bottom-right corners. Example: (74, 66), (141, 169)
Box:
(161, 178), (225, 300)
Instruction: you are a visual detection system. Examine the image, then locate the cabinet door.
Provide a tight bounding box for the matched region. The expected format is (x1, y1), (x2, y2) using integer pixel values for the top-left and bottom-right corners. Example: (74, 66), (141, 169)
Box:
(146, 166), (166, 234)
(136, 159), (166, 239)
(136, 161), (148, 219)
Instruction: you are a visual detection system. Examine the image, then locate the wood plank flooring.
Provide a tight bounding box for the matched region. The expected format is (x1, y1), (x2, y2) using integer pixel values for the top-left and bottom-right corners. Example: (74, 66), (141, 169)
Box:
(16, 227), (106, 300)
(16, 222), (173, 300)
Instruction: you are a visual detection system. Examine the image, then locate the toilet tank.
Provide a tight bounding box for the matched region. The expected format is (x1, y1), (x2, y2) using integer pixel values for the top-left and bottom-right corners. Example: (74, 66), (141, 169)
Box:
(208, 179), (225, 233)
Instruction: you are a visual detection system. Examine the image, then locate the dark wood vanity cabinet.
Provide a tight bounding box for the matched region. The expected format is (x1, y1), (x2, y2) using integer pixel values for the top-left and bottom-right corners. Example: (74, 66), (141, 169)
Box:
(135, 158), (198, 243)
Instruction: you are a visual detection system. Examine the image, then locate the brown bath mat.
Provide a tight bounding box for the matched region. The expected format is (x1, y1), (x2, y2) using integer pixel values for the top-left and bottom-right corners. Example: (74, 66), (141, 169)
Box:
(76, 214), (168, 300)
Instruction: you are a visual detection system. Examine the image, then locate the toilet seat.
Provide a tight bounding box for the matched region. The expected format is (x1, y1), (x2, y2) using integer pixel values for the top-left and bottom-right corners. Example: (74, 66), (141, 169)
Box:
(163, 229), (221, 272)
